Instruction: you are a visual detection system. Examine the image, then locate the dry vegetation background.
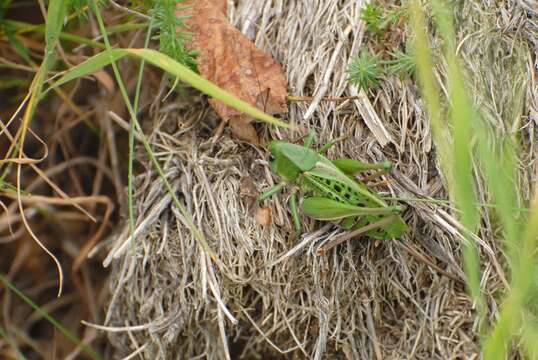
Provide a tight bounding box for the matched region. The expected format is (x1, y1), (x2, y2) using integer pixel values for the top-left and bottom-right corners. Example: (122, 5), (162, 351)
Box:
(0, 0), (536, 359)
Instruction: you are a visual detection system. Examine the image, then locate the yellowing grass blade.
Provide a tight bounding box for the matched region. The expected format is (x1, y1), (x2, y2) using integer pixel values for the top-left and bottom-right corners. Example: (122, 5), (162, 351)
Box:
(50, 48), (292, 129)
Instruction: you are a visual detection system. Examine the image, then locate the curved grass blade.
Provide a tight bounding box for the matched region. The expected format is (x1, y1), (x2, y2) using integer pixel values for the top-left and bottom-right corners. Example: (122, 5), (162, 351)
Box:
(0, 274), (102, 360)
(12, 0), (69, 298)
(49, 48), (292, 129)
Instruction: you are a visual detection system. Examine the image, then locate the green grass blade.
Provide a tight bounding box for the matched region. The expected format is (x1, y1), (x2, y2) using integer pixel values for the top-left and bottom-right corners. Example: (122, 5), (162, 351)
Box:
(434, 3), (529, 358)
(128, 17), (154, 249)
(409, 0), (486, 337)
(412, 0), (537, 357)
(49, 48), (292, 129)
(88, 3), (218, 261)
(484, 199), (538, 358)
(48, 50), (127, 88)
(521, 319), (538, 359)
(0, 274), (102, 360)
(408, 2), (451, 180)
(129, 49), (291, 127)
(26, 0), (68, 112)
(0, 322), (26, 359)
(429, 0), (483, 323)
(8, 0), (70, 298)
(5, 19), (147, 49)
(3, 25), (33, 65)
(44, 0), (67, 54)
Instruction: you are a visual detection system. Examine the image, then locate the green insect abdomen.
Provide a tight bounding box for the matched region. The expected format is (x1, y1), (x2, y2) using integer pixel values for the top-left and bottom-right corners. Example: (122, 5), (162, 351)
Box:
(303, 173), (407, 238)
(304, 174), (379, 208)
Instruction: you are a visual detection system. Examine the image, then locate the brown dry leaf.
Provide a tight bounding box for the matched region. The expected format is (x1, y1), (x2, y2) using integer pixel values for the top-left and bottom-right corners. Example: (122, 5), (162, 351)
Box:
(178, 0), (288, 144)
(255, 207), (272, 226)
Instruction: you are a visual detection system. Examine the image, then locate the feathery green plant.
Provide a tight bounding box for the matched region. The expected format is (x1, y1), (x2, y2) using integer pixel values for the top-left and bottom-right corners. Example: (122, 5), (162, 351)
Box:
(360, 3), (384, 34)
(348, 3), (414, 91)
(346, 50), (382, 90)
(361, 2), (407, 36)
(387, 45), (416, 77)
(346, 47), (416, 90)
(149, 0), (198, 70)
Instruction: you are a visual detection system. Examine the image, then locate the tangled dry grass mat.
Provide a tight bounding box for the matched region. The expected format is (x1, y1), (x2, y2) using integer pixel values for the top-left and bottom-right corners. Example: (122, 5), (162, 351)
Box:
(101, 1), (537, 359)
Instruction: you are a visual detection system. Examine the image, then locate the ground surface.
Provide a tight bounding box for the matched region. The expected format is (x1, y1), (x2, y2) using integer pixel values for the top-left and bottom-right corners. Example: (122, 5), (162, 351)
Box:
(98, 1), (537, 359)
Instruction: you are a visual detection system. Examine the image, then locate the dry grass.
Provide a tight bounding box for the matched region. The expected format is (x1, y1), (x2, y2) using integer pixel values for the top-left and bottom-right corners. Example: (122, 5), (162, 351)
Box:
(101, 0), (537, 358)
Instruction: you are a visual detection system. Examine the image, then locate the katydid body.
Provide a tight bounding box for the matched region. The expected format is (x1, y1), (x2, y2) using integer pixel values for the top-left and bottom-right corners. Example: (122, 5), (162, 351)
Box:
(260, 134), (407, 245)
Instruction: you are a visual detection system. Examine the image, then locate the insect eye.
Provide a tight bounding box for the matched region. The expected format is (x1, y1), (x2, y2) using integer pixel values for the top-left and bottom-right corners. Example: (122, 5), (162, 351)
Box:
(268, 154), (276, 162)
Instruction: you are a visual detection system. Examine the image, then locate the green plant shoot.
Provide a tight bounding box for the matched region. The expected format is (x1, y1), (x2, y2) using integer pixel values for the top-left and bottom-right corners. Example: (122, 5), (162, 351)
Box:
(260, 133), (408, 247)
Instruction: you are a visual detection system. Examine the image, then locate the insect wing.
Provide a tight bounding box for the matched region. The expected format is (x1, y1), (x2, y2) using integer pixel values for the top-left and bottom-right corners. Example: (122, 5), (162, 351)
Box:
(307, 156), (385, 207)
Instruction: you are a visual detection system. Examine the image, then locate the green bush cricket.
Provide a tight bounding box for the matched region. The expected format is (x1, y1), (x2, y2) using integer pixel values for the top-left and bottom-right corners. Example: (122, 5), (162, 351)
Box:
(259, 132), (408, 255)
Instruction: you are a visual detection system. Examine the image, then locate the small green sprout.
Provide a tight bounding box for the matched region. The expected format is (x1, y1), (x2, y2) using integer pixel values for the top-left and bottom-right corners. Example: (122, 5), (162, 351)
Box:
(387, 46), (417, 78)
(361, 3), (408, 36)
(360, 3), (384, 34)
(385, 6), (408, 26)
(346, 50), (383, 90)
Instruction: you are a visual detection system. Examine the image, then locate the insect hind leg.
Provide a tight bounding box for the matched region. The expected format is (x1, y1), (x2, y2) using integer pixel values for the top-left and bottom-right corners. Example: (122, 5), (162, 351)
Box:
(340, 216), (357, 230)
(317, 214), (400, 256)
(332, 158), (393, 175)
